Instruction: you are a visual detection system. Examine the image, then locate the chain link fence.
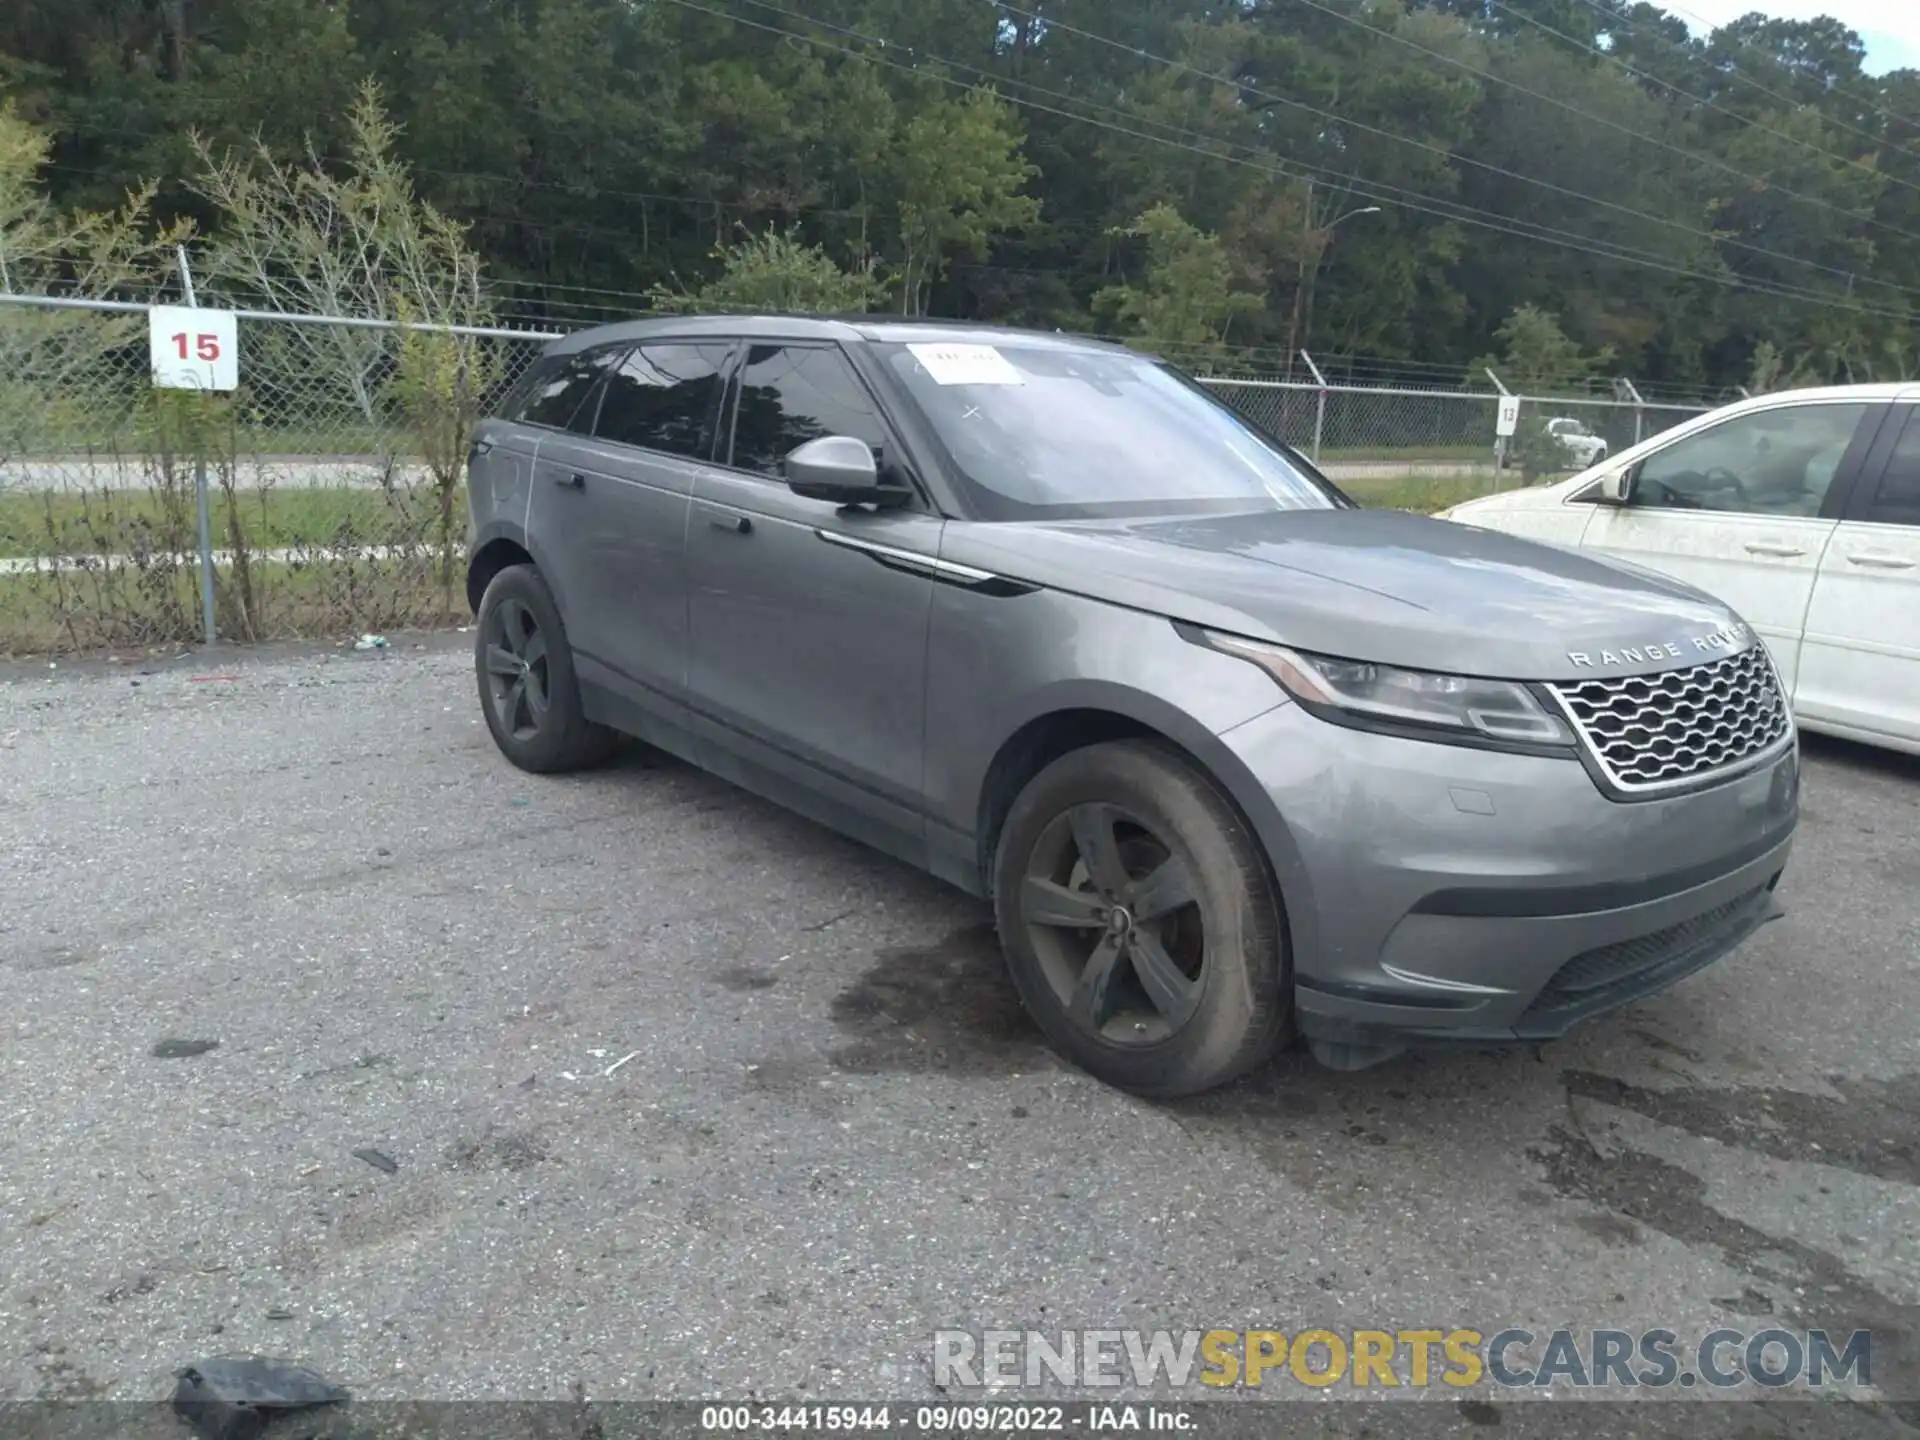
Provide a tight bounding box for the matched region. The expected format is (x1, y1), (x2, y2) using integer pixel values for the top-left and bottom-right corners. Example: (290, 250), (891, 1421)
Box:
(0, 297), (552, 653)
(1197, 376), (1711, 509)
(0, 294), (1720, 653)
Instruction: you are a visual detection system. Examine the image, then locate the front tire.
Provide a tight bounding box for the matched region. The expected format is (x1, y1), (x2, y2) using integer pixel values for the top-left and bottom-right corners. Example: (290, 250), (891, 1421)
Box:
(474, 563), (622, 774)
(992, 741), (1289, 1098)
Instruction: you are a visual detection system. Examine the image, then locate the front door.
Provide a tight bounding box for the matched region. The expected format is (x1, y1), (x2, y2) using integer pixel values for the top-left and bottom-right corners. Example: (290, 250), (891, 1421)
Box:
(1578, 397), (1880, 701)
(1798, 402), (1920, 745)
(683, 341), (941, 861)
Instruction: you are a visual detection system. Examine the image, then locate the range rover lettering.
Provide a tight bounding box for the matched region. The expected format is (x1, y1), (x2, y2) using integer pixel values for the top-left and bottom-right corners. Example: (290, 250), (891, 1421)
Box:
(464, 317), (1799, 1097)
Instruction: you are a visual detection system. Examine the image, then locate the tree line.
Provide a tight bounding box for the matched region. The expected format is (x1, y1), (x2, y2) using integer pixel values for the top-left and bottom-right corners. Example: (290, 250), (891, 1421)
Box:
(3, 0), (1917, 396)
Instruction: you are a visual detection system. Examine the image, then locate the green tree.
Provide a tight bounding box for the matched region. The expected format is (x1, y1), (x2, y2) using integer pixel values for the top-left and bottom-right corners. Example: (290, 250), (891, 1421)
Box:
(0, 102), (177, 458)
(892, 86), (1041, 316)
(1474, 303), (1617, 394)
(649, 225), (885, 315)
(1095, 204), (1262, 362)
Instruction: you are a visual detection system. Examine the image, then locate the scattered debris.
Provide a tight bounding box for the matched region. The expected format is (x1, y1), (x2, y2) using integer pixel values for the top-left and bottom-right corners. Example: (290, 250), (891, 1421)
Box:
(298, 1165), (322, 1178)
(353, 634), (389, 651)
(604, 1051), (639, 1078)
(171, 1356), (348, 1440)
(560, 1071), (579, 1081)
(517, 1074), (537, 1090)
(152, 1038), (220, 1059)
(351, 1148), (399, 1175)
(189, 675), (241, 684)
(587, 1048), (608, 1059)
(264, 1308), (296, 1321)
(510, 796), (531, 807)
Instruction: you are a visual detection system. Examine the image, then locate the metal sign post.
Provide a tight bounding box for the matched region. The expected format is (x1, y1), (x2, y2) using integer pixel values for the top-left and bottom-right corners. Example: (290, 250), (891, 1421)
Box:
(150, 249), (238, 646)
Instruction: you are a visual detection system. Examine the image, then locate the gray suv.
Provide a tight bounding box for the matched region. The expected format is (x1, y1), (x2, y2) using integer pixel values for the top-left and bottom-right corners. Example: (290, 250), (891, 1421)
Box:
(465, 316), (1799, 1097)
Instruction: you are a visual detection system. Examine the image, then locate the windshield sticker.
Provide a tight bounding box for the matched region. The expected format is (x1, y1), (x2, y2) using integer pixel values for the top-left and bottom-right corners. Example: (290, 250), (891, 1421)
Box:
(905, 343), (1025, 386)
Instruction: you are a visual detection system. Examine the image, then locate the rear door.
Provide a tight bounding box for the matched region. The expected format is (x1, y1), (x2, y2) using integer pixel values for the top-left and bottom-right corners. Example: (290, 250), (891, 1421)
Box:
(1796, 400), (1920, 746)
(537, 339), (734, 725)
(519, 342), (629, 682)
(1576, 397), (1881, 702)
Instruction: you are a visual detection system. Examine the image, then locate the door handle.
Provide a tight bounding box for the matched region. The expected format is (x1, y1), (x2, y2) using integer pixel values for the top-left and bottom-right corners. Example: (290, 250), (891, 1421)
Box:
(554, 472), (585, 490)
(708, 512), (752, 535)
(1846, 550), (1916, 570)
(1743, 542), (1805, 557)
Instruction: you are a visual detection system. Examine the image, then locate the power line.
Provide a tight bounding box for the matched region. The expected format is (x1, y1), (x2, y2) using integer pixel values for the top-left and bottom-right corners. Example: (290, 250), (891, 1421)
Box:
(1279, 0), (1920, 249)
(1487, 0), (1920, 206)
(988, 0), (1919, 303)
(692, 0), (1914, 321)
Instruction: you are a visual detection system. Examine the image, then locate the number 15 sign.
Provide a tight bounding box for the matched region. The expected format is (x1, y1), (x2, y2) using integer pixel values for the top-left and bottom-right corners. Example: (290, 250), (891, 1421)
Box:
(149, 305), (240, 391)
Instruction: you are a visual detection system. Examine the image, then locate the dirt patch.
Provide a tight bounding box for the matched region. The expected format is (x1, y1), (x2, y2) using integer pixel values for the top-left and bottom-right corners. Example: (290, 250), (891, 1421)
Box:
(828, 922), (1044, 1076)
(1564, 1069), (1920, 1187)
(1531, 1125), (1918, 1388)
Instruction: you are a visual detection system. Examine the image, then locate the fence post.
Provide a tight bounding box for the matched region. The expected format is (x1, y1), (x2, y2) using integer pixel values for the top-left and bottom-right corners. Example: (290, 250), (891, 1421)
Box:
(1301, 351), (1328, 464)
(1483, 367), (1512, 486)
(1618, 376), (1646, 447)
(177, 245), (218, 648)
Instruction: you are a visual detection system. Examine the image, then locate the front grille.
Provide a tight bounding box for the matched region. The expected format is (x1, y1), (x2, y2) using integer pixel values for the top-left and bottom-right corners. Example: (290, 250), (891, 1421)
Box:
(1546, 645), (1790, 793)
(1517, 883), (1771, 1028)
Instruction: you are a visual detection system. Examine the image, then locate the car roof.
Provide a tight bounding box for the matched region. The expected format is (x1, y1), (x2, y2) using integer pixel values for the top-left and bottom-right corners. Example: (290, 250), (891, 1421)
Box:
(541, 312), (1140, 358)
(1731, 382), (1918, 404)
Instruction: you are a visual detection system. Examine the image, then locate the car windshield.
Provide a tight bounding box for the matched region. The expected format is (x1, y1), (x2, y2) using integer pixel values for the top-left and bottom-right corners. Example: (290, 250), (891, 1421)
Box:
(872, 340), (1350, 521)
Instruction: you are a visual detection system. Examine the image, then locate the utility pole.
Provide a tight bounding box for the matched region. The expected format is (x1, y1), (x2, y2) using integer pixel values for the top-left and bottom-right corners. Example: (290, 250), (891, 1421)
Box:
(1286, 188), (1382, 377)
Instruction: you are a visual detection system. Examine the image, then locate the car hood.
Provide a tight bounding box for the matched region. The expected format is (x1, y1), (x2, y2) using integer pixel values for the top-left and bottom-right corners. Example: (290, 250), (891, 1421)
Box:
(941, 507), (1749, 682)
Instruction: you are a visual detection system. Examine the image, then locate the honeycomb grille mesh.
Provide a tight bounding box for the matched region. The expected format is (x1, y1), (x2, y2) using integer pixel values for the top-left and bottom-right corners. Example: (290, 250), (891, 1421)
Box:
(1547, 646), (1791, 792)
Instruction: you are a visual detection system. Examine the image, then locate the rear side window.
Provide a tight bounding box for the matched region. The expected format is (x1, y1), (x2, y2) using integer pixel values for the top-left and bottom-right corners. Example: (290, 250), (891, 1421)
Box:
(594, 342), (734, 459)
(520, 346), (622, 431)
(1863, 411), (1920, 527)
(725, 343), (891, 478)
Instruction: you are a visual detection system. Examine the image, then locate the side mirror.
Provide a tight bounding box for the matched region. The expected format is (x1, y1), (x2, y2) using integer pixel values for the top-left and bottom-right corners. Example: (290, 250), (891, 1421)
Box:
(784, 435), (886, 505)
(1590, 466), (1634, 506)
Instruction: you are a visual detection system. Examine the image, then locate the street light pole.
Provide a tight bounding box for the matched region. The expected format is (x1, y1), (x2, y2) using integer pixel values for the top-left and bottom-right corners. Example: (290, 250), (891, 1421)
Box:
(1291, 204), (1381, 369)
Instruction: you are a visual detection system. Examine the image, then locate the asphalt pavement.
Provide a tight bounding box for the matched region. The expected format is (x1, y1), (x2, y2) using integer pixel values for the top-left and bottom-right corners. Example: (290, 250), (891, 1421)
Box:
(1, 635), (1917, 1437)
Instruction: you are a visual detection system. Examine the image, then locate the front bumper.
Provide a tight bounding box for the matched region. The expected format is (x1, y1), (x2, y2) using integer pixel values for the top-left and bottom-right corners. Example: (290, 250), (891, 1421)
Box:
(1218, 702), (1799, 1068)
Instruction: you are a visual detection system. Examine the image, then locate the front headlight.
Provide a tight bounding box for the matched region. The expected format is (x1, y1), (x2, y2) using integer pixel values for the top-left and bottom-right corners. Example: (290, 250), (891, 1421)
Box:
(1198, 631), (1575, 750)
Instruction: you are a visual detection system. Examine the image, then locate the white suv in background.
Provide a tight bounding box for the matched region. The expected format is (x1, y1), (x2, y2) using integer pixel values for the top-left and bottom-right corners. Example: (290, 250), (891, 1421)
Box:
(1440, 384), (1920, 757)
(1544, 416), (1609, 468)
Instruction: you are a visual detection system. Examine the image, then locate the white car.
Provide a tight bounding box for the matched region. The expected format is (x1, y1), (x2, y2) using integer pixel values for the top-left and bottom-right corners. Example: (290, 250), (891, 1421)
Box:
(1543, 416), (1609, 468)
(1439, 383), (1920, 757)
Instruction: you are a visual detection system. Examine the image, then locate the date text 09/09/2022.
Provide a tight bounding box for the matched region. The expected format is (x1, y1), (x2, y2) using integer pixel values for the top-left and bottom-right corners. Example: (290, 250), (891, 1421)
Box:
(699, 1405), (1192, 1433)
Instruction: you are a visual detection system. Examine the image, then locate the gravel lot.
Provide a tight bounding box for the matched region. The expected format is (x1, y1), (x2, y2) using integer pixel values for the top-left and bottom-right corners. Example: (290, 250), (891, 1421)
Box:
(2, 635), (1917, 1436)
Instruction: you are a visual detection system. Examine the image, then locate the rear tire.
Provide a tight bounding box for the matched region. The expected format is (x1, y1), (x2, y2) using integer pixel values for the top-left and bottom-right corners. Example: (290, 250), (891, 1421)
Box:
(992, 740), (1289, 1098)
(474, 563), (623, 774)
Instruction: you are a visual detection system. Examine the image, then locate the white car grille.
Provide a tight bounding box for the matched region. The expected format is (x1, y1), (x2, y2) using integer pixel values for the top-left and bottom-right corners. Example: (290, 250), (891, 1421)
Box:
(1546, 646), (1792, 793)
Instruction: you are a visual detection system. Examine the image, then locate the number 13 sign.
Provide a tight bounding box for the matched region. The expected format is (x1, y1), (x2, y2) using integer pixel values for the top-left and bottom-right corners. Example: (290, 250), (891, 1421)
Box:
(149, 305), (240, 391)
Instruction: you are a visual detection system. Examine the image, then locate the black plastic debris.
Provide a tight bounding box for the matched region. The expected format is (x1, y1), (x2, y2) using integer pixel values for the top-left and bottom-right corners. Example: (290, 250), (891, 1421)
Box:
(350, 1148), (398, 1175)
(171, 1357), (348, 1440)
(153, 1038), (220, 1059)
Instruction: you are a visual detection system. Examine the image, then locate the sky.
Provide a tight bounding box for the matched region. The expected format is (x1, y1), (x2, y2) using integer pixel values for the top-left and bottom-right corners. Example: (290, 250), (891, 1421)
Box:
(1659, 0), (1920, 75)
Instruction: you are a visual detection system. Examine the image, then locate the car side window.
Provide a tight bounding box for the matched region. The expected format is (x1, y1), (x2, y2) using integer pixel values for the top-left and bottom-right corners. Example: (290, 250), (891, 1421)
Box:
(724, 343), (892, 479)
(1861, 411), (1920, 527)
(1628, 402), (1867, 517)
(593, 342), (733, 460)
(521, 346), (622, 432)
